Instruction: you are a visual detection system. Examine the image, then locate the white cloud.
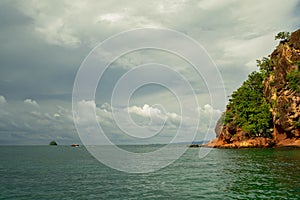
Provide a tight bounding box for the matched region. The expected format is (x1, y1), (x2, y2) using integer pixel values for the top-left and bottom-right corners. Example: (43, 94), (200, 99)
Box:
(100, 102), (112, 112)
(75, 100), (97, 124)
(0, 100), (76, 144)
(128, 104), (163, 118)
(72, 102), (188, 142)
(198, 0), (237, 10)
(166, 112), (180, 120)
(35, 19), (81, 48)
(96, 13), (125, 23)
(127, 104), (185, 126)
(24, 99), (39, 107)
(196, 104), (222, 135)
(53, 113), (60, 117)
(157, 0), (186, 13)
(0, 95), (7, 104)
(197, 104), (221, 125)
(77, 100), (96, 109)
(198, 104), (221, 116)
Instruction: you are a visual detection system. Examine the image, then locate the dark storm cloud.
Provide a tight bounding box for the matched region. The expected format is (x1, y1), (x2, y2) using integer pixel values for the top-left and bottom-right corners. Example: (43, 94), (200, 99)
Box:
(0, 24), (88, 101)
(0, 1), (32, 28)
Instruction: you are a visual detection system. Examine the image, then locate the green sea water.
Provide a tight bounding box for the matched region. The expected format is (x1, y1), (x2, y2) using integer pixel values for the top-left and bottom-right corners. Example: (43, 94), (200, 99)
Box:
(0, 146), (299, 199)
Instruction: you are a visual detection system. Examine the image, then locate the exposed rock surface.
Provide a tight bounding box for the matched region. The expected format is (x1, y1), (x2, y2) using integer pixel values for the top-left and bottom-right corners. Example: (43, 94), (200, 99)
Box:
(206, 29), (300, 148)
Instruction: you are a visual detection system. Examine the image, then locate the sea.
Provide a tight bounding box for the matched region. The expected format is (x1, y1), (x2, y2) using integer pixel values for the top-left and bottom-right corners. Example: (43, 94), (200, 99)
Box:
(0, 145), (299, 199)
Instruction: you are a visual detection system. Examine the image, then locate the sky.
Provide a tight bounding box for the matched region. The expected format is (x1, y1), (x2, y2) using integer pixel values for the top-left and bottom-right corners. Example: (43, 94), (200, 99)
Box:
(0, 0), (300, 145)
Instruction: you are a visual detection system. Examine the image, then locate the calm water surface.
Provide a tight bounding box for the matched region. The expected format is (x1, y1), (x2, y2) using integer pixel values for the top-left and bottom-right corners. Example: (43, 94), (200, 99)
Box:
(0, 146), (299, 199)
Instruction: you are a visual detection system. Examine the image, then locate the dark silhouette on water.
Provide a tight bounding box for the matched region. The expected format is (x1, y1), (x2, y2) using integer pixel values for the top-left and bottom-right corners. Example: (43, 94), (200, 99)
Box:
(49, 141), (57, 146)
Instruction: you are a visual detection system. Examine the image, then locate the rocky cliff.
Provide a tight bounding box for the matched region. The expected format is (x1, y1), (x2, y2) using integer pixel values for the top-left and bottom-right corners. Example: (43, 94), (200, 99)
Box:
(207, 29), (300, 148)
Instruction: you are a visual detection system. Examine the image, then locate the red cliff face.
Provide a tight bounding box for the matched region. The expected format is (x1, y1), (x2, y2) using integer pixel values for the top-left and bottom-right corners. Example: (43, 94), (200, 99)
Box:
(209, 29), (300, 148)
(264, 29), (300, 143)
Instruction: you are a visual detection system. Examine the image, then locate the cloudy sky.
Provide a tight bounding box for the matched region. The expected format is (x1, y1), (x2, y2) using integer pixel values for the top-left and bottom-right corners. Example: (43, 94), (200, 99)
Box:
(0, 0), (299, 145)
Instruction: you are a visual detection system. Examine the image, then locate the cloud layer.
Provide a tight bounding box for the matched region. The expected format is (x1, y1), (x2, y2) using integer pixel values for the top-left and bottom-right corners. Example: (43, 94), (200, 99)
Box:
(0, 0), (299, 144)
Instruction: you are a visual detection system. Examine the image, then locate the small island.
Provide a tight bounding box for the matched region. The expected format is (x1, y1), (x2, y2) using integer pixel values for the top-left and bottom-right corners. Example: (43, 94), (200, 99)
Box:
(205, 29), (300, 148)
(188, 144), (200, 148)
(49, 140), (58, 146)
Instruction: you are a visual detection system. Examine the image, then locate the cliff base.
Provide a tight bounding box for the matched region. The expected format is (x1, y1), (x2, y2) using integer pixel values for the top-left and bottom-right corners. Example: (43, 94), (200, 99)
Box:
(203, 137), (300, 148)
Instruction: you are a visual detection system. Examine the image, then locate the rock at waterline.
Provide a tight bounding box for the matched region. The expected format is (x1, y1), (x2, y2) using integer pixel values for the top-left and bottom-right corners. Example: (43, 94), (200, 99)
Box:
(189, 144), (200, 148)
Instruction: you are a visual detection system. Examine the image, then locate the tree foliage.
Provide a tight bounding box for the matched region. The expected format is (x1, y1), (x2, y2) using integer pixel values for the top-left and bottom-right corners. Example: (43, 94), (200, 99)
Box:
(275, 31), (290, 42)
(225, 71), (273, 137)
(286, 70), (300, 93)
(256, 57), (272, 74)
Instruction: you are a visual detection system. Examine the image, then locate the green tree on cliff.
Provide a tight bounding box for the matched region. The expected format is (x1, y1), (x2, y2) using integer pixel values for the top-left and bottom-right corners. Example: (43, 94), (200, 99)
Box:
(275, 31), (290, 42)
(256, 57), (272, 74)
(225, 71), (273, 137)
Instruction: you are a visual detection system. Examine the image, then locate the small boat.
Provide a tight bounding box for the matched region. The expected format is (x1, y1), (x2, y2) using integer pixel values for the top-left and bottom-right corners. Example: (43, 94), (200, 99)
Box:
(71, 144), (79, 147)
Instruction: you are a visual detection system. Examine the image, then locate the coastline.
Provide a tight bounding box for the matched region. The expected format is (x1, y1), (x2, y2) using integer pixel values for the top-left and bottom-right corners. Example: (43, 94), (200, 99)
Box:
(202, 138), (300, 148)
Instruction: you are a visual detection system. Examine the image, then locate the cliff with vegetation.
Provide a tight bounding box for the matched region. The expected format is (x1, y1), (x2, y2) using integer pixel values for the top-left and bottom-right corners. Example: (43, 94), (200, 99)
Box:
(207, 29), (300, 148)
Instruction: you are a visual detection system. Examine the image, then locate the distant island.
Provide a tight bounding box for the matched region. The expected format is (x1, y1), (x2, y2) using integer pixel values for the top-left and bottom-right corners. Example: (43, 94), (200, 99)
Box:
(205, 29), (300, 148)
(49, 140), (58, 146)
